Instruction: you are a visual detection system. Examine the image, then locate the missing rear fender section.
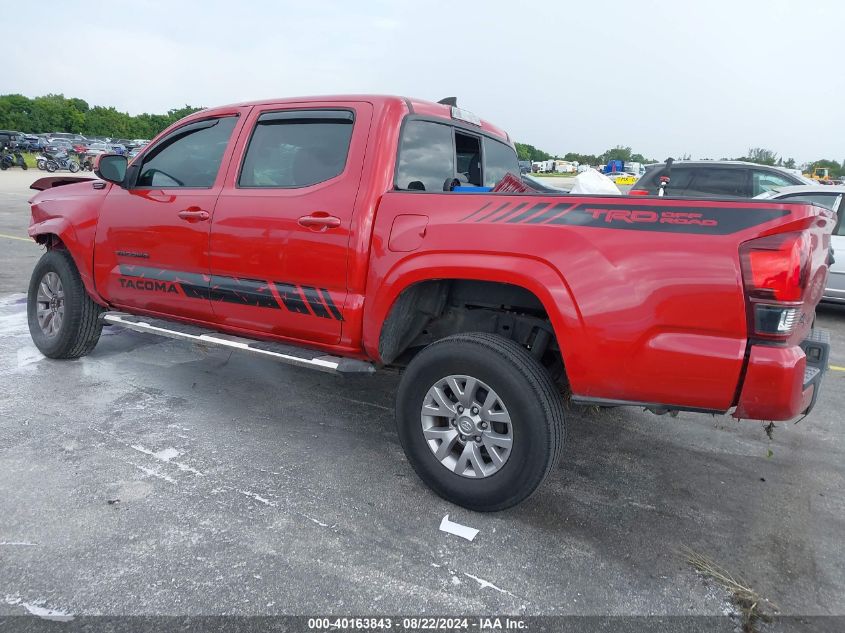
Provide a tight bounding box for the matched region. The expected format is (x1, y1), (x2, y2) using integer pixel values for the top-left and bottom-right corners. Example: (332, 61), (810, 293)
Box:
(33, 233), (63, 249)
(378, 279), (566, 385)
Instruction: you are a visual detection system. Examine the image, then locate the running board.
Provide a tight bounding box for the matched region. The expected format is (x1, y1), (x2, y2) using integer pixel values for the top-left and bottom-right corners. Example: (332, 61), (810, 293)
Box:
(101, 312), (374, 374)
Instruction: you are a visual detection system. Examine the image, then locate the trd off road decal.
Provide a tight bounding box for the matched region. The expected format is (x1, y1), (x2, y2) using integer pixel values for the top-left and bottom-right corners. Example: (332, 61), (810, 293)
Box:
(117, 265), (343, 321)
(460, 201), (789, 235)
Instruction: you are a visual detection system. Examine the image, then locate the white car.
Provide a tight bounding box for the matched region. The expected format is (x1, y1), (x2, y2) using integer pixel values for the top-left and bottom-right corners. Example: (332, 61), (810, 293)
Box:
(755, 185), (845, 303)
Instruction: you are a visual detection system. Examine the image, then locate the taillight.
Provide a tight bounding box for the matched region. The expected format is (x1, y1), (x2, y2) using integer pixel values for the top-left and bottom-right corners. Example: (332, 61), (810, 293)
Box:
(739, 232), (811, 340)
(629, 189), (649, 196)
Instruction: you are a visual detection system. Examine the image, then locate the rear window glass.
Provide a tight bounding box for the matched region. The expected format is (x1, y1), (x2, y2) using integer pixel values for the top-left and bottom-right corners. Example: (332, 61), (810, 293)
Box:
(779, 193), (839, 211)
(644, 166), (694, 193)
(691, 168), (746, 197)
(396, 120), (454, 192)
(483, 138), (520, 187)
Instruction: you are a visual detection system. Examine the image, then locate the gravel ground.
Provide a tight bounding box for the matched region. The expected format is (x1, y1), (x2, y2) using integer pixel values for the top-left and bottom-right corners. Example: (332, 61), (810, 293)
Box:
(0, 169), (843, 627)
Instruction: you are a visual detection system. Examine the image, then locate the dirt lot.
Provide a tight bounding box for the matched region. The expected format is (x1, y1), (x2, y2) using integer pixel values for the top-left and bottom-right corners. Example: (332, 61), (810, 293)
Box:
(1, 169), (843, 628)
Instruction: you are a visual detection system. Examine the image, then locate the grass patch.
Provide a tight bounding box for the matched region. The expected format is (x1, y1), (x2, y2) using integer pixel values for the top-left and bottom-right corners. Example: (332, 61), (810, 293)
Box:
(682, 546), (777, 633)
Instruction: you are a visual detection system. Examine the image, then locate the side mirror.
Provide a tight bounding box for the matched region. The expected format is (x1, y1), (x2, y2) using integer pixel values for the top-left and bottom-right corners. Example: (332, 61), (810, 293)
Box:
(95, 154), (128, 185)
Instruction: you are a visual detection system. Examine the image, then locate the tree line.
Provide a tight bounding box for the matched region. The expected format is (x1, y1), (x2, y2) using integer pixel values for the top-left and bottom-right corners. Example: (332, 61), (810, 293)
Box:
(0, 93), (203, 140)
(515, 142), (653, 167)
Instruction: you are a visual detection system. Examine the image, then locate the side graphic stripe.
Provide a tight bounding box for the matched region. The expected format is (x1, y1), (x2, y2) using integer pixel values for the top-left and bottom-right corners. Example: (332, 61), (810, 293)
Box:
(320, 288), (344, 321)
(210, 276), (278, 308)
(525, 202), (574, 224)
(489, 202), (528, 223)
(301, 286), (331, 319)
(475, 202), (511, 222)
(117, 265), (340, 319)
(274, 283), (311, 315)
(506, 203), (552, 224)
(459, 202), (492, 222)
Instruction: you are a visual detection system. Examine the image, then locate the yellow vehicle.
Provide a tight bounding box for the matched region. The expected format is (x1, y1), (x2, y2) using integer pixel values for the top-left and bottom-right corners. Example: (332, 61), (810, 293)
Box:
(806, 167), (833, 183)
(606, 172), (638, 185)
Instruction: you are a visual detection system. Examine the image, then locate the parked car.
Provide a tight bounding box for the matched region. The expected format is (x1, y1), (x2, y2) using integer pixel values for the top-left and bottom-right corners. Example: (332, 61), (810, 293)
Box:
(45, 138), (75, 154)
(0, 130), (24, 149)
(84, 142), (110, 156)
(24, 95), (834, 510)
(19, 135), (47, 152)
(109, 143), (127, 155)
(127, 145), (146, 160)
(49, 133), (87, 144)
(755, 184), (845, 304)
(630, 161), (812, 198)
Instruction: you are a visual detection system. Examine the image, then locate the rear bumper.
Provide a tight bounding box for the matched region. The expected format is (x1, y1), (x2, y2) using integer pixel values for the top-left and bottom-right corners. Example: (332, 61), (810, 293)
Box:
(733, 329), (830, 421)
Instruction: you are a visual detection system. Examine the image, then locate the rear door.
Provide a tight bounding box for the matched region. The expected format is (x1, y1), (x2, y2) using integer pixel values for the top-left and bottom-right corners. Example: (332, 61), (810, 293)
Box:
(94, 112), (247, 321)
(208, 101), (372, 345)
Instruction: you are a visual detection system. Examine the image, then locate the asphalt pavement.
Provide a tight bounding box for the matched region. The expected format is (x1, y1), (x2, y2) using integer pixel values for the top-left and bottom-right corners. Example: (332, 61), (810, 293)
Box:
(1, 169), (843, 626)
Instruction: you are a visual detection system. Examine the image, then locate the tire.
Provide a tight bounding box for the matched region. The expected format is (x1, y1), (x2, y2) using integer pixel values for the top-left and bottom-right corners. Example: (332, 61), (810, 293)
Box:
(27, 250), (104, 359)
(46, 161), (57, 173)
(36, 159), (46, 170)
(68, 161), (80, 173)
(396, 332), (565, 511)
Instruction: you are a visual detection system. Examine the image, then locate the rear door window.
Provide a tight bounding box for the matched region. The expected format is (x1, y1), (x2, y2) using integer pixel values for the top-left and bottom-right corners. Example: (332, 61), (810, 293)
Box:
(396, 120), (455, 191)
(752, 170), (799, 196)
(238, 110), (354, 188)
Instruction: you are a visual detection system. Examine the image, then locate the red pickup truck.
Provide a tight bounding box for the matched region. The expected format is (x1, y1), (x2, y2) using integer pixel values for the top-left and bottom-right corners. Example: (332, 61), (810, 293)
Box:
(25, 95), (834, 511)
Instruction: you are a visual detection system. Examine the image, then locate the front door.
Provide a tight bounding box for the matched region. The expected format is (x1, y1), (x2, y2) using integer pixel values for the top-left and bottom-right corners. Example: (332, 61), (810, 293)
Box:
(208, 102), (372, 345)
(94, 112), (246, 322)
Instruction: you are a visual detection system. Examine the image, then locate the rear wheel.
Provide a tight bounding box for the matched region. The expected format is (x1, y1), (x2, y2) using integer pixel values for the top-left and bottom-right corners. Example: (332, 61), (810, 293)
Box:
(45, 160), (57, 173)
(396, 332), (564, 511)
(68, 161), (80, 173)
(27, 250), (104, 359)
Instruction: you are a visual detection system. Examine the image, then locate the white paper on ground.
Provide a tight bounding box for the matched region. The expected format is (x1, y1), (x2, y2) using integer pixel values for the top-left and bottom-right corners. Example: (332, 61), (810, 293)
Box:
(439, 514), (479, 541)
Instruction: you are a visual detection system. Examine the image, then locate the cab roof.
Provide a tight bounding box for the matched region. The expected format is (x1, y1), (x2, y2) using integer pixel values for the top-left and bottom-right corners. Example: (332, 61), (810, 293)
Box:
(197, 95), (511, 143)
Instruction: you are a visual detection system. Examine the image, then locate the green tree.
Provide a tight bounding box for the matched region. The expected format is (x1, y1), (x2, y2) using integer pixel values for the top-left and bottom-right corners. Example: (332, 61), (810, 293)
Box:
(514, 142), (552, 162)
(0, 93), (204, 139)
(738, 147), (779, 166)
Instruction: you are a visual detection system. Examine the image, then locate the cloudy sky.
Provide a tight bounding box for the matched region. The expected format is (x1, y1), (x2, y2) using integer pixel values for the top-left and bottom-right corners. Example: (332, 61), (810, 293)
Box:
(5, 0), (844, 162)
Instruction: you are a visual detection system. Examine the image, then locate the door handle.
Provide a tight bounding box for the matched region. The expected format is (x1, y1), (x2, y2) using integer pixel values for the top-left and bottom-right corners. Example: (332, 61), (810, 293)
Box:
(177, 208), (210, 222)
(298, 213), (341, 231)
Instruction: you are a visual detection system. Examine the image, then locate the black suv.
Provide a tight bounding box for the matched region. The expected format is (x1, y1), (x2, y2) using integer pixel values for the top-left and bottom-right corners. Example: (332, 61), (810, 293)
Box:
(0, 130), (24, 149)
(630, 161), (809, 198)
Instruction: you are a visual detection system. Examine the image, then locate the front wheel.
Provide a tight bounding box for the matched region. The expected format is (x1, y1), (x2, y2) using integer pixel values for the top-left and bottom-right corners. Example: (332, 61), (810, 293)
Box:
(36, 159), (46, 170)
(27, 250), (104, 359)
(396, 332), (565, 511)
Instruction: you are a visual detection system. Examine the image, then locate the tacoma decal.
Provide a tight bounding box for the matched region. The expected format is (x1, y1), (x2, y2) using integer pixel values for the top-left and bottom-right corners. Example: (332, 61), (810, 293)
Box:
(117, 265), (343, 320)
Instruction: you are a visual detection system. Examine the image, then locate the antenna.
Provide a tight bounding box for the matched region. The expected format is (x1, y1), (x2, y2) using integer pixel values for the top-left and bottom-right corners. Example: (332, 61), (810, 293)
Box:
(437, 97), (458, 106)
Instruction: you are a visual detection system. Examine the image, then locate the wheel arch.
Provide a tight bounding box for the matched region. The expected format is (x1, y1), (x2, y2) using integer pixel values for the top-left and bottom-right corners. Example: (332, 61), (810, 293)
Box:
(364, 253), (584, 376)
(28, 221), (106, 306)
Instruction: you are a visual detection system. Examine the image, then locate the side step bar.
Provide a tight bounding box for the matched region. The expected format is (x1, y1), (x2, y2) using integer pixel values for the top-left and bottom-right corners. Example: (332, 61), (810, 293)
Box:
(101, 312), (375, 375)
